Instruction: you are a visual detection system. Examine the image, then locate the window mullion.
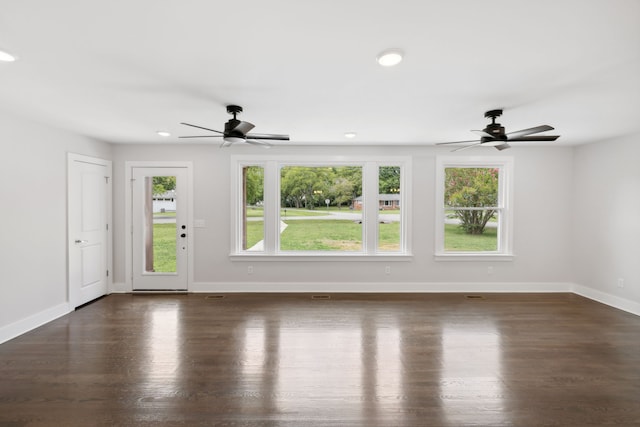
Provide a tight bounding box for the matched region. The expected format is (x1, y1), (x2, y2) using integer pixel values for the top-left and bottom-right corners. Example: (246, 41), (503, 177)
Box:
(263, 161), (279, 254)
(363, 162), (378, 254)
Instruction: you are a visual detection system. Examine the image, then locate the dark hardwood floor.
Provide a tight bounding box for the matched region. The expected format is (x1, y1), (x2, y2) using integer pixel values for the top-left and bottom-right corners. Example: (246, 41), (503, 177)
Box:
(1, 293), (640, 426)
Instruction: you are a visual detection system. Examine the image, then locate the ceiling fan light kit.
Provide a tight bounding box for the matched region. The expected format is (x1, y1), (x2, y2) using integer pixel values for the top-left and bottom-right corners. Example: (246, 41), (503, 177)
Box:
(436, 109), (560, 151)
(180, 104), (290, 148)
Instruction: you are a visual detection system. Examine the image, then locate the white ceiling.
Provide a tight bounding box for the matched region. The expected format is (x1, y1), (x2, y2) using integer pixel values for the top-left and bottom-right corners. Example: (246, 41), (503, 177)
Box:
(1, 0), (639, 147)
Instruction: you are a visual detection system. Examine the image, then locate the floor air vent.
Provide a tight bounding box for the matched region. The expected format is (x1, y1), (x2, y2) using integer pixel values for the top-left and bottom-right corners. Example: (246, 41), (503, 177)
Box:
(205, 295), (225, 300)
(311, 295), (331, 300)
(465, 295), (485, 300)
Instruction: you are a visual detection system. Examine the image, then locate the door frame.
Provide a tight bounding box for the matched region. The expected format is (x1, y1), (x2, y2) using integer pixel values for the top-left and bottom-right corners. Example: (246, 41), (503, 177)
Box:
(67, 153), (113, 307)
(124, 161), (194, 292)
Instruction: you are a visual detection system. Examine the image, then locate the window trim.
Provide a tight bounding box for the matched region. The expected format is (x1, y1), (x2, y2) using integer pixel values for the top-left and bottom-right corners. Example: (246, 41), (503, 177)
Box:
(434, 156), (514, 261)
(231, 155), (412, 259)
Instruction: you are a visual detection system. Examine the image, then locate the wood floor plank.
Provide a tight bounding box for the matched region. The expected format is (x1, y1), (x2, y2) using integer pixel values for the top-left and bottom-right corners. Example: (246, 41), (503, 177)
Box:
(1, 293), (640, 426)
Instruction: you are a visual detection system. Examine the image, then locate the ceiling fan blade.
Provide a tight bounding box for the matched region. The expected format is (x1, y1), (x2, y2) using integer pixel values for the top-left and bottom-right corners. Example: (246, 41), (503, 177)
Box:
(494, 143), (511, 151)
(245, 133), (290, 141)
(229, 120), (255, 135)
(180, 122), (224, 134)
(245, 139), (273, 148)
(506, 125), (554, 139)
(435, 139), (481, 146)
(471, 130), (494, 138)
(452, 142), (482, 152)
(179, 135), (224, 138)
(508, 135), (560, 142)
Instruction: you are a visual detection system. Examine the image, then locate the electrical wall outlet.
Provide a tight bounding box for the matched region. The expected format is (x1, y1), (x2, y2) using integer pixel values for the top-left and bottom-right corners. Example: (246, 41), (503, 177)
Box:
(487, 266), (494, 275)
(247, 265), (253, 275)
(617, 278), (624, 288)
(385, 266), (391, 275)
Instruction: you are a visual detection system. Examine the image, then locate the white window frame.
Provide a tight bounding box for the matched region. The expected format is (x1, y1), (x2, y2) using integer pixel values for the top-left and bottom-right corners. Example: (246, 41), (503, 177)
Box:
(231, 155), (412, 261)
(435, 156), (514, 261)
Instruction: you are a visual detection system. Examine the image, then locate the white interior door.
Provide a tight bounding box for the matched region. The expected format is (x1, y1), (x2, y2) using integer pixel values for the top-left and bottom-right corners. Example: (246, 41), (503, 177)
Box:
(132, 167), (188, 290)
(68, 154), (111, 308)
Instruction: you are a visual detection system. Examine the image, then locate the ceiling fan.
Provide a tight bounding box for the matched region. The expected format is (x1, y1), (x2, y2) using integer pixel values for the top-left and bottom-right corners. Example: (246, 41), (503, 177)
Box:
(180, 105), (290, 147)
(436, 109), (560, 151)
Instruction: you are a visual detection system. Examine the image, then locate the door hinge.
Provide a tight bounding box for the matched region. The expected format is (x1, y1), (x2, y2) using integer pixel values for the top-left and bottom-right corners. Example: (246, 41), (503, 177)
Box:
(106, 223), (109, 231)
(105, 176), (110, 184)
(106, 270), (109, 277)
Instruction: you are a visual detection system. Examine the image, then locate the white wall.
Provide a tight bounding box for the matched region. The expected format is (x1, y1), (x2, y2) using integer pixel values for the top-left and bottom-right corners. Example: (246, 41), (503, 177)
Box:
(572, 135), (640, 312)
(0, 110), (111, 341)
(112, 144), (574, 292)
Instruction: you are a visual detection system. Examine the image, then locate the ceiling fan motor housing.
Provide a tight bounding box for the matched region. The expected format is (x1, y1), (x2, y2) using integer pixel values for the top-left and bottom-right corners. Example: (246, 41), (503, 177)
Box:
(484, 123), (506, 140)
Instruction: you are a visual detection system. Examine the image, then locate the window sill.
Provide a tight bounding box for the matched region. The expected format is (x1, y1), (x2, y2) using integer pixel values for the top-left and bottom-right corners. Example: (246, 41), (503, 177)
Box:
(230, 253), (413, 262)
(434, 253), (514, 262)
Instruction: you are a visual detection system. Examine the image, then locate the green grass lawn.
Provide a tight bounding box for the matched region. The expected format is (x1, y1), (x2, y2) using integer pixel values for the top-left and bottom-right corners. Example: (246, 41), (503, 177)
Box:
(245, 219), (401, 251)
(248, 221), (496, 252)
(152, 223), (177, 272)
(444, 224), (497, 251)
(281, 220), (363, 251)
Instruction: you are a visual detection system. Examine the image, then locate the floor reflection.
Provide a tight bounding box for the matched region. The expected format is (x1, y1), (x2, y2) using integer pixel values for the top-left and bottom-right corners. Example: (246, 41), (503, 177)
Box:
(277, 322), (363, 413)
(143, 304), (181, 392)
(237, 308), (406, 422)
(440, 322), (505, 425)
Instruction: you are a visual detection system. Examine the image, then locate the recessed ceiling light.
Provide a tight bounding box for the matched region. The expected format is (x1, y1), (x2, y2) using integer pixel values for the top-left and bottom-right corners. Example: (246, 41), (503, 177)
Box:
(344, 132), (357, 139)
(0, 50), (17, 62)
(157, 131), (171, 137)
(376, 49), (403, 67)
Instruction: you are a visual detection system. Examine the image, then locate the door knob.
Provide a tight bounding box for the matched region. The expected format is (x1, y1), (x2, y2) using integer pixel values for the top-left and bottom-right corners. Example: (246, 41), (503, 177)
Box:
(75, 239), (89, 244)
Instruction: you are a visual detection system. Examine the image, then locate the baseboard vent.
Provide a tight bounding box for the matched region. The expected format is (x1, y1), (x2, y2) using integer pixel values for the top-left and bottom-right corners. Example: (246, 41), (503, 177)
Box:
(465, 295), (485, 300)
(205, 295), (225, 300)
(311, 295), (331, 300)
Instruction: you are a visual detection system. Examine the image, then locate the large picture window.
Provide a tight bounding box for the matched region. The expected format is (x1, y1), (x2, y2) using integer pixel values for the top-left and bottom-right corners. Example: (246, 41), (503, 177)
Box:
(435, 157), (513, 259)
(232, 156), (410, 258)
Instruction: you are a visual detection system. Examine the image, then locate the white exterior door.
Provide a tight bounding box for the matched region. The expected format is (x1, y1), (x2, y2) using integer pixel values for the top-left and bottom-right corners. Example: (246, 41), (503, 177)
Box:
(132, 167), (189, 290)
(68, 154), (111, 308)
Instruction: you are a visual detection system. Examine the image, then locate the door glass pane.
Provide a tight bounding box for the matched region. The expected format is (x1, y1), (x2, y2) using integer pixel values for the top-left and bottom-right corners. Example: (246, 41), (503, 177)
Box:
(243, 166), (264, 251)
(144, 176), (177, 272)
(279, 166), (363, 251)
(378, 166), (401, 252)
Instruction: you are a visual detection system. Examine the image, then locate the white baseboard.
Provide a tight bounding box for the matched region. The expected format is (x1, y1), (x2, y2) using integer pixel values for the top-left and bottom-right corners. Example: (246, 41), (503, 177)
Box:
(191, 281), (573, 293)
(109, 282), (129, 293)
(572, 283), (640, 317)
(0, 302), (72, 345)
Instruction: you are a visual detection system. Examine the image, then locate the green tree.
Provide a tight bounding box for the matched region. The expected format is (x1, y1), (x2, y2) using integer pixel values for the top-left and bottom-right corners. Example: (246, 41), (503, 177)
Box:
(445, 168), (498, 235)
(330, 177), (354, 209)
(152, 176), (176, 196)
(379, 166), (400, 193)
(244, 166), (264, 205)
(336, 166), (362, 200)
(281, 166), (333, 209)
